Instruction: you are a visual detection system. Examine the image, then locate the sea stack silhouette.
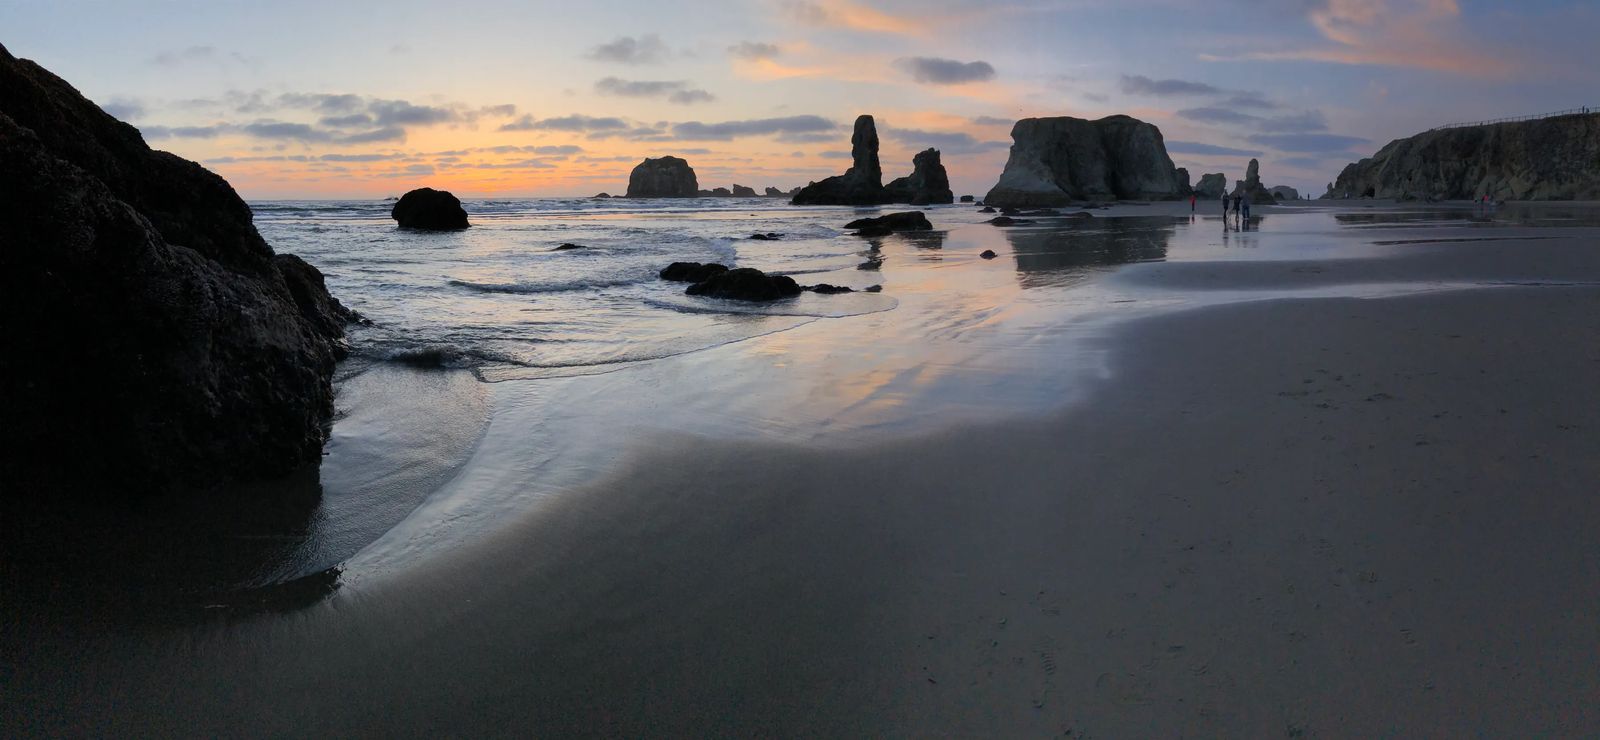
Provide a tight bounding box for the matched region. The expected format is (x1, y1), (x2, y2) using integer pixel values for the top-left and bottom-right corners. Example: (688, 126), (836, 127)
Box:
(792, 114), (953, 206)
(0, 41), (353, 497)
(983, 115), (1183, 206)
(626, 156), (699, 198)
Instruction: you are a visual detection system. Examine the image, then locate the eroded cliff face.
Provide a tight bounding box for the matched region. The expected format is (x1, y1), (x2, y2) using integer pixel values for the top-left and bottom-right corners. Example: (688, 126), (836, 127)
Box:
(983, 115), (1183, 207)
(1326, 113), (1600, 200)
(0, 42), (351, 497)
(626, 156), (699, 198)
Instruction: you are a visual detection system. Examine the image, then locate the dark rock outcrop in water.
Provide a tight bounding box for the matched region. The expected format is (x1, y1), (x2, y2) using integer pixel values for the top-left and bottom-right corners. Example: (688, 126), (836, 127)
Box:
(983, 115), (1183, 207)
(764, 187), (785, 197)
(731, 184), (757, 197)
(1324, 113), (1600, 200)
(885, 148), (955, 205)
(792, 115), (885, 205)
(659, 262), (730, 283)
(626, 156), (698, 198)
(1230, 159), (1275, 205)
(1175, 167), (1193, 196)
(391, 187), (469, 230)
(685, 268), (802, 301)
(844, 211), (933, 236)
(1269, 185), (1300, 201)
(1194, 172), (1228, 199)
(0, 42), (351, 496)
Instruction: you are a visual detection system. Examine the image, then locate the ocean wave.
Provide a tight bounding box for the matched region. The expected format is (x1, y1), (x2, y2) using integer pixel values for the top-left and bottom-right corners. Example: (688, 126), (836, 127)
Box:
(446, 276), (648, 295)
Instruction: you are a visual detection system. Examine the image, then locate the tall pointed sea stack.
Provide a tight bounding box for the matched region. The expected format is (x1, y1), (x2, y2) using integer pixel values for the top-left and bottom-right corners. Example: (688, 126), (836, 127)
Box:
(0, 41), (353, 497)
(1231, 158), (1275, 205)
(792, 115), (886, 205)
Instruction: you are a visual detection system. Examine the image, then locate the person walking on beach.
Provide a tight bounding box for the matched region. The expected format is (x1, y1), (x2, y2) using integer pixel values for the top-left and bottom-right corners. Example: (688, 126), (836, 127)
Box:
(1190, 193), (1197, 212)
(1241, 196), (1252, 224)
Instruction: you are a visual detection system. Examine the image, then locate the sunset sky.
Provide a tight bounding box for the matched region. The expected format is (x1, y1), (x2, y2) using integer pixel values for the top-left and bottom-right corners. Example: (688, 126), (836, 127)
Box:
(6, 0), (1596, 199)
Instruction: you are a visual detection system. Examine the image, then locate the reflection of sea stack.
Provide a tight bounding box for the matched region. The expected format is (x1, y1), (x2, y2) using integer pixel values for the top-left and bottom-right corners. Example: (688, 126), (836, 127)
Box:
(1324, 112), (1600, 200)
(792, 115), (955, 206)
(0, 41), (353, 495)
(626, 156), (698, 198)
(983, 115), (1184, 207)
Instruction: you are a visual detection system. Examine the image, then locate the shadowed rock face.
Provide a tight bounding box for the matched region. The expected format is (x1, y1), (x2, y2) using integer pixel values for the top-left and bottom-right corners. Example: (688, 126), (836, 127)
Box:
(792, 115), (887, 205)
(1325, 113), (1600, 200)
(983, 115), (1183, 207)
(1195, 172), (1228, 199)
(0, 41), (351, 497)
(885, 148), (954, 205)
(1231, 158), (1275, 205)
(391, 187), (469, 229)
(626, 156), (699, 198)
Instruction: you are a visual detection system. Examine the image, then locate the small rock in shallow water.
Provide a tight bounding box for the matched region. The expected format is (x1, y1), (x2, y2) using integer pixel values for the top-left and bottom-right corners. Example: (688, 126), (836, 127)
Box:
(986, 216), (1032, 226)
(864, 285), (883, 293)
(685, 268), (802, 301)
(747, 232), (783, 240)
(980, 250), (998, 259)
(978, 206), (997, 213)
(660, 261), (729, 282)
(552, 243), (587, 250)
(806, 283), (854, 294)
(844, 211), (933, 234)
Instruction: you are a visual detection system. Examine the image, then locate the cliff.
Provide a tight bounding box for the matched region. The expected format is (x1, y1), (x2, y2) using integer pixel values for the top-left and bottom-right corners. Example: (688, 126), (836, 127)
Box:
(1325, 113), (1600, 200)
(983, 115), (1183, 207)
(0, 42), (352, 496)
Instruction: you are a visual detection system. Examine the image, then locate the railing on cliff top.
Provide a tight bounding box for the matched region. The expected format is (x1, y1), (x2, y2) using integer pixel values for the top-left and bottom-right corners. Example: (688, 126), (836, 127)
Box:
(1430, 106), (1597, 131)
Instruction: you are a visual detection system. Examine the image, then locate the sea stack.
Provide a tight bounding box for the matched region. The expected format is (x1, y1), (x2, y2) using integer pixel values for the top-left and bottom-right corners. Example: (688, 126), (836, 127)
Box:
(885, 148), (955, 205)
(0, 41), (352, 496)
(792, 115), (886, 205)
(1231, 159), (1275, 205)
(731, 184), (757, 197)
(626, 156), (699, 198)
(1194, 172), (1228, 199)
(392, 187), (470, 229)
(983, 115), (1184, 207)
(1325, 112), (1600, 200)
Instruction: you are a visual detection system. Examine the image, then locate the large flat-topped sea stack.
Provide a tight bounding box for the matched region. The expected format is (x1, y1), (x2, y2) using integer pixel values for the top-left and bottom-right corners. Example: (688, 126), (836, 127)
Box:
(0, 41), (351, 496)
(983, 115), (1183, 207)
(626, 156), (699, 198)
(1325, 112), (1600, 200)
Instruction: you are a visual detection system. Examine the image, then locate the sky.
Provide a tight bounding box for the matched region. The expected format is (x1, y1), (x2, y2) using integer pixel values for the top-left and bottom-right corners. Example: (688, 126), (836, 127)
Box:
(4, 0), (1596, 199)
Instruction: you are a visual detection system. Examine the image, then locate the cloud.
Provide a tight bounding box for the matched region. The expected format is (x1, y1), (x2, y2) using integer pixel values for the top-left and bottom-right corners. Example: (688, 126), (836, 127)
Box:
(594, 77), (716, 104)
(587, 34), (670, 65)
(1207, 0), (1514, 77)
(140, 124), (225, 139)
(778, 0), (925, 35)
(1221, 92), (1280, 110)
(970, 115), (1012, 126)
(319, 113), (374, 128)
(728, 41), (780, 60)
(1119, 74), (1221, 96)
(319, 153), (401, 162)
(500, 114), (631, 133)
(368, 100), (456, 126)
(1277, 156), (1332, 169)
(670, 115), (838, 141)
(894, 57), (996, 85)
(102, 99), (146, 120)
(479, 104), (518, 117)
(884, 126), (1008, 155)
(1178, 107), (1329, 133)
(1166, 141), (1266, 157)
(1247, 133), (1369, 153)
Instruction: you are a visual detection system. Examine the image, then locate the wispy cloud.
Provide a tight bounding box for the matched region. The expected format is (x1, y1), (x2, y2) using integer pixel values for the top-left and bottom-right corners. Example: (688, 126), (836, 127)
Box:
(727, 41), (781, 60)
(594, 77), (716, 104)
(671, 115), (838, 141)
(1119, 74), (1220, 97)
(587, 34), (670, 65)
(1166, 141), (1266, 158)
(778, 0), (927, 35)
(1247, 132), (1369, 153)
(894, 57), (996, 85)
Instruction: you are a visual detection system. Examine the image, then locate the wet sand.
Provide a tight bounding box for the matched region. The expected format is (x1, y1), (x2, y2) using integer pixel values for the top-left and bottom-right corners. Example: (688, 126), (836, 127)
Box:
(7, 206), (1600, 736)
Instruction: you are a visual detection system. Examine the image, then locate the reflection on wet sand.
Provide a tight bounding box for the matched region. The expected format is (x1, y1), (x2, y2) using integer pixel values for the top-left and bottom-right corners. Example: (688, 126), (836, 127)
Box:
(856, 229), (947, 269)
(1002, 216), (1176, 288)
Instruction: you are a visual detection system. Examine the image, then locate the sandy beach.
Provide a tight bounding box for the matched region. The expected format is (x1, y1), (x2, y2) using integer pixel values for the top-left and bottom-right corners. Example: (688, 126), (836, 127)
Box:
(8, 202), (1599, 737)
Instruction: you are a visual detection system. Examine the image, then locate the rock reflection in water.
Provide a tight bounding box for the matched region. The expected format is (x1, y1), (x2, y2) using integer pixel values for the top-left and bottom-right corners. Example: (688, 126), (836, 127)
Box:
(1003, 216), (1175, 288)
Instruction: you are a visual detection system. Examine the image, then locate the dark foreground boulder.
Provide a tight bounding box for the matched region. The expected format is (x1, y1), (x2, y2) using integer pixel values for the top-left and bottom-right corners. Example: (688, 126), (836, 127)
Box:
(0, 42), (352, 497)
(844, 211), (933, 236)
(685, 268), (801, 301)
(391, 187), (470, 230)
(660, 261), (730, 282)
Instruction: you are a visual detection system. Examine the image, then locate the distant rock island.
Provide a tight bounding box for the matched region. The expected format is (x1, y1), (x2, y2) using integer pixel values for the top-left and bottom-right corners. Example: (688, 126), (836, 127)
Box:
(1194, 172), (1228, 199)
(792, 115), (953, 205)
(626, 156), (699, 198)
(1325, 112), (1600, 200)
(392, 187), (469, 229)
(0, 42), (352, 496)
(983, 115), (1184, 207)
(1231, 158), (1276, 205)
